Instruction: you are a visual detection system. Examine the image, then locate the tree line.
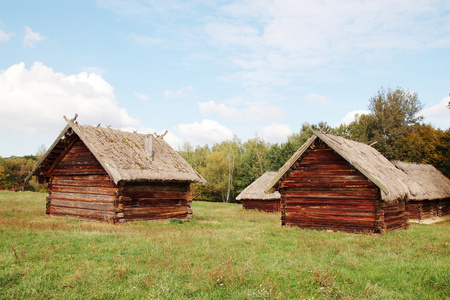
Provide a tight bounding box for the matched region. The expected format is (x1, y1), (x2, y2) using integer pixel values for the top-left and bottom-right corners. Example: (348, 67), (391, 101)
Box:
(1, 88), (449, 198)
(179, 87), (449, 202)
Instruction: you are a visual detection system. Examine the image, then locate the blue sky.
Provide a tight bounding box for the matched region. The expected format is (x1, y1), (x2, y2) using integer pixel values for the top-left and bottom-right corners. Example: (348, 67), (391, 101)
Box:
(0, 0), (449, 157)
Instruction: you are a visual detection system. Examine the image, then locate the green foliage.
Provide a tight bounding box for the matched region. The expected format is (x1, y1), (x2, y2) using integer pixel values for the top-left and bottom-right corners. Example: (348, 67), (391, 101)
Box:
(0, 156), (37, 191)
(178, 123), (332, 202)
(236, 137), (268, 194)
(367, 87), (424, 160)
(332, 114), (373, 144)
(1, 191), (449, 299)
(434, 128), (450, 177)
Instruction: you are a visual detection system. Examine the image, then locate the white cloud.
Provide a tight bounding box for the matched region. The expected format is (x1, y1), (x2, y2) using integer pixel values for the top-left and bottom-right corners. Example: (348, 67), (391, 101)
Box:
(420, 97), (450, 128)
(177, 119), (233, 145)
(260, 122), (292, 144)
(164, 86), (193, 98)
(23, 26), (46, 47)
(304, 93), (331, 106)
(0, 29), (13, 42)
(340, 110), (371, 125)
(205, 1), (450, 86)
(199, 100), (285, 121)
(133, 92), (150, 101)
(0, 62), (139, 135)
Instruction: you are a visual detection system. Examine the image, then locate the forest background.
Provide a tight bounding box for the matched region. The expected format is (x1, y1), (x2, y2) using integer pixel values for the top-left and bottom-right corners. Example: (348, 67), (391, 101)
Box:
(1, 87), (449, 202)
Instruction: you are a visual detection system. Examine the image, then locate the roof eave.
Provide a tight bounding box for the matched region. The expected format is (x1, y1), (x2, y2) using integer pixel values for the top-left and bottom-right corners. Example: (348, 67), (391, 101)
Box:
(264, 135), (317, 193)
(25, 122), (73, 182)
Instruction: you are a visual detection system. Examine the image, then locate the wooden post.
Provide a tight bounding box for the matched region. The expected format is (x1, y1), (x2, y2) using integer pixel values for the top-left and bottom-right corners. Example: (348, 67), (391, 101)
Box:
(375, 199), (386, 233)
(280, 188), (286, 226)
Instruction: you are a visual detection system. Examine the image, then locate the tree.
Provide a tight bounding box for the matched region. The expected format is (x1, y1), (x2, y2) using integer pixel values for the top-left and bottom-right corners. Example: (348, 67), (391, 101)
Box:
(367, 87), (424, 160)
(398, 124), (442, 164)
(332, 114), (373, 144)
(236, 137), (269, 194)
(434, 128), (450, 177)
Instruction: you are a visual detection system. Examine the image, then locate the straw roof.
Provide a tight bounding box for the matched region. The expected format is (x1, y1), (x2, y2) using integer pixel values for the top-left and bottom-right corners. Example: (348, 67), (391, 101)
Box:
(266, 129), (415, 203)
(28, 120), (206, 184)
(236, 172), (281, 201)
(394, 161), (450, 200)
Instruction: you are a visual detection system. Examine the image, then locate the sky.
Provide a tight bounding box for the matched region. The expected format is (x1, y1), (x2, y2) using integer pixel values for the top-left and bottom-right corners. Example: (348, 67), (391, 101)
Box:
(0, 0), (449, 157)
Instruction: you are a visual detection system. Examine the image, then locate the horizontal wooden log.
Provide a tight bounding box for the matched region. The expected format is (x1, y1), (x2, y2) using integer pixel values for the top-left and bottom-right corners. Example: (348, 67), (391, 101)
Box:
(290, 169), (360, 176)
(54, 175), (112, 181)
(123, 184), (188, 192)
(52, 185), (117, 196)
(49, 206), (115, 220)
(285, 198), (376, 207)
(52, 178), (116, 188)
(122, 210), (188, 220)
(284, 191), (378, 200)
(281, 180), (374, 188)
(285, 216), (375, 227)
(286, 206), (375, 215)
(51, 199), (115, 211)
(285, 218), (376, 231)
(243, 200), (280, 212)
(122, 206), (187, 215)
(286, 212), (375, 221)
(51, 168), (108, 176)
(51, 191), (116, 203)
(122, 190), (188, 198)
(59, 155), (99, 165)
(121, 198), (185, 207)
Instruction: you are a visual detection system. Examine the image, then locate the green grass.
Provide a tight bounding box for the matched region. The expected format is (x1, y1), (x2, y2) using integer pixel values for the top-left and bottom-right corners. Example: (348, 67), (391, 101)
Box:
(0, 191), (449, 299)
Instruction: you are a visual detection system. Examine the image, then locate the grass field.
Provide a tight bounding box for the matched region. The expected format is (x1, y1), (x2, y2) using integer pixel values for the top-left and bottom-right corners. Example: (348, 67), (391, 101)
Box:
(0, 191), (449, 299)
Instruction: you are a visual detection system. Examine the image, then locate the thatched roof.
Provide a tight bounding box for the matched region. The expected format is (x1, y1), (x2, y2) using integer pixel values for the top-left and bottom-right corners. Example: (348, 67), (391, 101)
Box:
(27, 119), (206, 185)
(266, 130), (415, 203)
(394, 161), (450, 200)
(236, 172), (281, 201)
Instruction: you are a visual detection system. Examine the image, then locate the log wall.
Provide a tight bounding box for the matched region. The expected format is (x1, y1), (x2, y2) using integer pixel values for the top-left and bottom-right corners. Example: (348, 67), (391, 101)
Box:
(242, 199), (281, 213)
(47, 140), (118, 222)
(45, 137), (195, 223)
(117, 182), (192, 222)
(279, 142), (407, 233)
(409, 198), (450, 221)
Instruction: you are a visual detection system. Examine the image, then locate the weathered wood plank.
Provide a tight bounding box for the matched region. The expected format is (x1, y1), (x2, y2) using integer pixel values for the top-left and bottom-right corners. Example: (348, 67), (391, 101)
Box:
(122, 190), (188, 198)
(51, 191), (116, 202)
(52, 178), (116, 188)
(123, 184), (188, 192)
(51, 199), (115, 211)
(123, 210), (188, 220)
(49, 206), (115, 220)
(286, 205), (375, 214)
(121, 198), (185, 207)
(52, 185), (117, 195)
(123, 205), (187, 214)
(286, 211), (375, 221)
(242, 200), (280, 212)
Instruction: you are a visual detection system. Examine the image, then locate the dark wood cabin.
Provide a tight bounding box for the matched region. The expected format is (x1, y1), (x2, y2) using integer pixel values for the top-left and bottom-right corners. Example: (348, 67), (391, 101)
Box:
(394, 161), (450, 222)
(266, 130), (412, 234)
(236, 172), (281, 212)
(26, 117), (205, 223)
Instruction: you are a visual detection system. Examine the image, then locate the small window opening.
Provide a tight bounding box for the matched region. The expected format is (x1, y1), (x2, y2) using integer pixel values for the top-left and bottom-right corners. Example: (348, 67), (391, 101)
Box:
(131, 198), (138, 207)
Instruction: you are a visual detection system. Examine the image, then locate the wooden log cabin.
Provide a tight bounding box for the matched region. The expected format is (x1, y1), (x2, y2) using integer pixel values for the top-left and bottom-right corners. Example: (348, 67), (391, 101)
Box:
(26, 116), (206, 223)
(266, 130), (414, 233)
(394, 161), (450, 222)
(236, 172), (281, 212)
